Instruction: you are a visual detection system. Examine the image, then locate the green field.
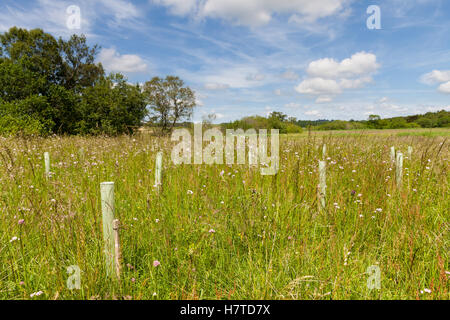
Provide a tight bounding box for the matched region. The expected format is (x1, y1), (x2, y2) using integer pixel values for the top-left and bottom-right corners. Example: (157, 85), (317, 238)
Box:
(0, 130), (448, 300)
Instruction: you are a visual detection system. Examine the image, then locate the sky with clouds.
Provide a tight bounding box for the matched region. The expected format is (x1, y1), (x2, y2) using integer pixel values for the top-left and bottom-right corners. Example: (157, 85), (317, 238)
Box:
(1, 0), (449, 122)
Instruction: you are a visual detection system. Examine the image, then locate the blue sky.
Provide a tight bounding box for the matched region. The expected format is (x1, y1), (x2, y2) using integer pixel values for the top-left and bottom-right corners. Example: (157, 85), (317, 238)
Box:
(0, 0), (449, 122)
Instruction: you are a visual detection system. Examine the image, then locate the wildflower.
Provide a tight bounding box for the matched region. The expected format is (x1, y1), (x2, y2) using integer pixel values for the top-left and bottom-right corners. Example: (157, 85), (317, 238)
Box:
(9, 236), (19, 243)
(208, 229), (216, 233)
(187, 190), (193, 195)
(19, 281), (25, 286)
(288, 236), (293, 240)
(351, 190), (356, 196)
(153, 292), (157, 297)
(131, 278), (136, 283)
(155, 219), (160, 223)
(153, 260), (161, 267)
(375, 208), (382, 213)
(18, 219), (25, 225)
(30, 291), (44, 298)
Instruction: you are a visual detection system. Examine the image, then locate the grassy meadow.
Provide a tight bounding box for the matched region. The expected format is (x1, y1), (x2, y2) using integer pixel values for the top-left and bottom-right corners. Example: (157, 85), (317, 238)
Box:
(0, 129), (448, 300)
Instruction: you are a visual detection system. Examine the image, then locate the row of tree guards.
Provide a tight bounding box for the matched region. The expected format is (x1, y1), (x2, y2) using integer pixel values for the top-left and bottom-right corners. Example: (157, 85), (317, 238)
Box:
(41, 145), (411, 279)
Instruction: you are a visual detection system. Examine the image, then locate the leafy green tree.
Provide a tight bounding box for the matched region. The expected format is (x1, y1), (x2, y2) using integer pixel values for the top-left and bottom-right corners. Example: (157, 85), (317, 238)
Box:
(0, 27), (147, 136)
(77, 74), (147, 135)
(144, 76), (196, 133)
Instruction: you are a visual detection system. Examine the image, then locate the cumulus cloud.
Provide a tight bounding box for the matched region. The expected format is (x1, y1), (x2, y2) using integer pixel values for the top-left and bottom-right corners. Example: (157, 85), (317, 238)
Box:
(153, 0), (351, 26)
(438, 81), (450, 94)
(421, 70), (450, 84)
(295, 52), (380, 102)
(296, 78), (341, 95)
(421, 70), (450, 94)
(98, 48), (148, 73)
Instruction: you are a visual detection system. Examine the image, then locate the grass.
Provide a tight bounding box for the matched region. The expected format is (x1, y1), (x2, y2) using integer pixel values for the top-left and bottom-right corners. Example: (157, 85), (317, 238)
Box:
(0, 131), (448, 300)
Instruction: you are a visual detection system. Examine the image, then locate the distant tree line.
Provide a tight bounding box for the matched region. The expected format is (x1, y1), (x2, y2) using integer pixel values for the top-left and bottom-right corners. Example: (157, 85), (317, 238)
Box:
(220, 110), (449, 132)
(0, 27), (195, 136)
(312, 111), (449, 130)
(222, 112), (303, 134)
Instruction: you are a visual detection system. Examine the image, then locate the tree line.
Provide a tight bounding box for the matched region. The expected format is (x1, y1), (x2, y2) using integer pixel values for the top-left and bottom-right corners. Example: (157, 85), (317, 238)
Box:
(0, 27), (196, 136)
(220, 110), (450, 132)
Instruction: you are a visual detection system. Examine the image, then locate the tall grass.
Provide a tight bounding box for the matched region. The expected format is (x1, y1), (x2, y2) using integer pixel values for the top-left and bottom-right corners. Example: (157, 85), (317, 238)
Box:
(0, 133), (448, 300)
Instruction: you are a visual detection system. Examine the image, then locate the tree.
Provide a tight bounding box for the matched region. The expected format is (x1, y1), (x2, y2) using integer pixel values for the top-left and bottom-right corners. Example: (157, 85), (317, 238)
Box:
(77, 74), (147, 135)
(367, 114), (381, 129)
(144, 76), (196, 134)
(58, 34), (104, 92)
(0, 27), (145, 136)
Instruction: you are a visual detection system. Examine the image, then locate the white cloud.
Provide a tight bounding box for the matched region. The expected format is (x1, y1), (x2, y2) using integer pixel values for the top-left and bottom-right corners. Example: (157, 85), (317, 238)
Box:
(438, 81), (450, 94)
(295, 52), (380, 102)
(274, 89), (282, 96)
(421, 70), (450, 94)
(296, 78), (341, 95)
(306, 52), (379, 79)
(98, 48), (148, 73)
(421, 70), (450, 84)
(154, 0), (351, 26)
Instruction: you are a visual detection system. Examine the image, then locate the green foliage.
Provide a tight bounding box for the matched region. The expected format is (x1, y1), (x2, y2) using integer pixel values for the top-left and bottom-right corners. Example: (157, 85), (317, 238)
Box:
(223, 112), (303, 134)
(77, 74), (147, 135)
(144, 76), (196, 133)
(0, 27), (146, 136)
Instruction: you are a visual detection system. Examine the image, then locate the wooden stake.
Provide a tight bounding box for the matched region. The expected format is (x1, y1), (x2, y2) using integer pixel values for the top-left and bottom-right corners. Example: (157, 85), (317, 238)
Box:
(396, 153), (403, 189)
(113, 219), (121, 281)
(100, 182), (116, 278)
(322, 144), (327, 160)
(155, 152), (163, 191)
(44, 152), (50, 178)
(318, 161), (326, 211)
